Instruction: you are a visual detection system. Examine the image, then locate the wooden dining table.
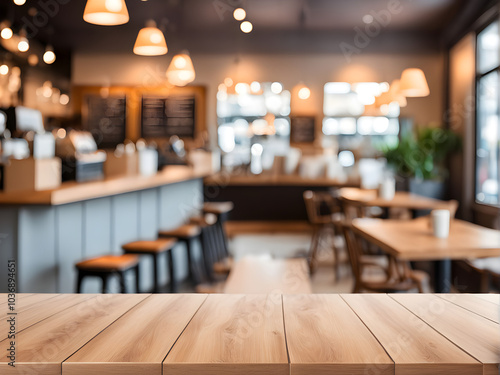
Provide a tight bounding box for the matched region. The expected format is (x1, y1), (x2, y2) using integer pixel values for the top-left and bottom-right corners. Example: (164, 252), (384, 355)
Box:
(1, 293), (498, 375)
(352, 217), (500, 292)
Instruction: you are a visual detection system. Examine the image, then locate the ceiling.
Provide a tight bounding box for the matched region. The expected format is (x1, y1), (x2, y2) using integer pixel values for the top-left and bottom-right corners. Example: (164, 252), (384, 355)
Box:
(0, 0), (492, 55)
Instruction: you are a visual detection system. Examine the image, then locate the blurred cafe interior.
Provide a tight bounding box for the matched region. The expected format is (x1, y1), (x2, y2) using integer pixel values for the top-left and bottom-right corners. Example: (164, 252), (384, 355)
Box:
(0, 0), (500, 372)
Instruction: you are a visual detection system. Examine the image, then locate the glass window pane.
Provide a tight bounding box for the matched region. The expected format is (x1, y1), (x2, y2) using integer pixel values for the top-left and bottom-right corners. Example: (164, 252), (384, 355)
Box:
(476, 70), (500, 204)
(478, 21), (499, 74)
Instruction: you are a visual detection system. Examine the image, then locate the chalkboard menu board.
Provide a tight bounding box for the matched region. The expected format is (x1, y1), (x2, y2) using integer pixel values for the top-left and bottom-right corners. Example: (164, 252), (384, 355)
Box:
(290, 116), (315, 143)
(85, 95), (127, 148)
(141, 95), (196, 138)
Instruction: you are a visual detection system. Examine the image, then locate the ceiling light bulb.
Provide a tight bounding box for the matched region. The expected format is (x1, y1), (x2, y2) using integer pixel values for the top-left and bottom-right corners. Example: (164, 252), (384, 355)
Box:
(298, 86), (311, 100)
(43, 46), (56, 64)
(1, 27), (13, 40)
(271, 82), (283, 94)
(59, 94), (70, 105)
(0, 65), (9, 75)
(240, 21), (253, 33)
(174, 56), (186, 69)
(233, 8), (246, 21)
(18, 37), (29, 52)
(83, 0), (129, 26)
(13, 0), (26, 5)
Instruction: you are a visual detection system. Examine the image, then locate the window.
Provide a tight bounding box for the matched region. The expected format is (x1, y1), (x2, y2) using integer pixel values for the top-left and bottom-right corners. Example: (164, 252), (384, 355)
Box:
(476, 20), (500, 205)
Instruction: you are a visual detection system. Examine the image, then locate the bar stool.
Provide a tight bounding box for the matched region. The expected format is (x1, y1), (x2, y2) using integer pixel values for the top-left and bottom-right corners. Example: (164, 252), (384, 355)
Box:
(122, 238), (177, 293)
(75, 254), (140, 294)
(203, 201), (234, 275)
(190, 213), (220, 282)
(159, 223), (202, 284)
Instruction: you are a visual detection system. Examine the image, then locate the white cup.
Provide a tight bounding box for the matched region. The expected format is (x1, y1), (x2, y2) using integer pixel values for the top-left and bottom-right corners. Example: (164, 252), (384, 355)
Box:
(431, 209), (450, 238)
(378, 178), (395, 200)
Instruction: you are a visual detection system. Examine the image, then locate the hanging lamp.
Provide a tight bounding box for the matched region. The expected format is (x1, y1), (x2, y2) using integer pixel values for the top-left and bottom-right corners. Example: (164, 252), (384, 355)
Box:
(166, 51), (195, 86)
(83, 0), (129, 26)
(133, 20), (168, 56)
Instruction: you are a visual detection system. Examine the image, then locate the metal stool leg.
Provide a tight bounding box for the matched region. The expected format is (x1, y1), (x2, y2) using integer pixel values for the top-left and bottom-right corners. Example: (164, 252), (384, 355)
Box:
(167, 250), (176, 293)
(76, 271), (85, 293)
(135, 264), (140, 293)
(118, 271), (126, 293)
(102, 275), (109, 294)
(153, 254), (160, 293)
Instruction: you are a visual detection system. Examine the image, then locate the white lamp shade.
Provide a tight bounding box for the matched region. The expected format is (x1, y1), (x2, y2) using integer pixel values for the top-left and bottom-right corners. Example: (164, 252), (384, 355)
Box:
(133, 23), (168, 56)
(166, 53), (195, 86)
(399, 68), (430, 97)
(83, 0), (129, 26)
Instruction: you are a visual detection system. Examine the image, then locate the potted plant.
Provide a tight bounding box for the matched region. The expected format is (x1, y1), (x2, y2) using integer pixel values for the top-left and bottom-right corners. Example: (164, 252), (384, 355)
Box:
(382, 126), (461, 199)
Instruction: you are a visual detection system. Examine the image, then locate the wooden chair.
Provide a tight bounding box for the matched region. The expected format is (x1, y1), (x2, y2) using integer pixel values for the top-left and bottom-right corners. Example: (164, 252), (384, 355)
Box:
(342, 224), (428, 293)
(203, 201), (234, 275)
(303, 190), (343, 277)
(122, 238), (177, 293)
(76, 254), (140, 294)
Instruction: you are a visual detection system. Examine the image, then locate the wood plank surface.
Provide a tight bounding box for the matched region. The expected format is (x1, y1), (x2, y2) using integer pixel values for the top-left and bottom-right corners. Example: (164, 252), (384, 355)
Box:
(474, 294), (500, 305)
(0, 294), (148, 375)
(352, 217), (500, 260)
(224, 256), (312, 294)
(339, 188), (448, 209)
(283, 294), (393, 375)
(0, 294), (95, 340)
(342, 294), (482, 375)
(63, 294), (206, 375)
(204, 173), (359, 187)
(0, 165), (209, 206)
(164, 294), (288, 375)
(437, 294), (500, 324)
(0, 294), (35, 307)
(392, 294), (500, 375)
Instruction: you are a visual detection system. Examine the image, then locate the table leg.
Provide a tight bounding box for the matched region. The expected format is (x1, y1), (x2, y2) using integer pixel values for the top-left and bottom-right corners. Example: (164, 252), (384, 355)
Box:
(435, 260), (451, 293)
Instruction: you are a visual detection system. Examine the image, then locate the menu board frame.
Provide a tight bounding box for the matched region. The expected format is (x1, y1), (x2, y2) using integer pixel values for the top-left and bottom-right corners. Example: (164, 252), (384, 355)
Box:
(290, 115), (316, 144)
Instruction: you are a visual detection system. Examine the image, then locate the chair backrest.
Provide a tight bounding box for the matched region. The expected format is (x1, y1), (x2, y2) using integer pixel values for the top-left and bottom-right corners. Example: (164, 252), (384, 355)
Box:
(303, 190), (320, 224)
(342, 224), (363, 282)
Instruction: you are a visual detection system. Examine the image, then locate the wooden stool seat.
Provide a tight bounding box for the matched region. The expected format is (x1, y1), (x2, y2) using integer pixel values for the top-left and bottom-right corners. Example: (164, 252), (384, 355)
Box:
(159, 224), (201, 239)
(76, 254), (139, 272)
(189, 213), (217, 227)
(203, 201), (234, 215)
(213, 257), (233, 275)
(122, 239), (177, 254)
(75, 255), (140, 294)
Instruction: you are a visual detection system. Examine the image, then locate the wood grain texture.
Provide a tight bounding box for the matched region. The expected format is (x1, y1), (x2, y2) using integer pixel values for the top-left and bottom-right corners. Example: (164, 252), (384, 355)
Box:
(64, 294), (206, 375)
(164, 294), (288, 375)
(342, 294), (482, 375)
(339, 188), (449, 210)
(224, 256), (312, 294)
(0, 294), (148, 375)
(352, 217), (500, 260)
(474, 294), (500, 305)
(0, 165), (210, 206)
(437, 294), (500, 324)
(0, 294), (95, 340)
(283, 294), (393, 375)
(391, 294), (500, 374)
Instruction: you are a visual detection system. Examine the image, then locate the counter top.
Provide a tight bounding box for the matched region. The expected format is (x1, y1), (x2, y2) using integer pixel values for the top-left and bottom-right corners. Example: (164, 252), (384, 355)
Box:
(0, 293), (497, 375)
(0, 165), (211, 206)
(204, 172), (360, 187)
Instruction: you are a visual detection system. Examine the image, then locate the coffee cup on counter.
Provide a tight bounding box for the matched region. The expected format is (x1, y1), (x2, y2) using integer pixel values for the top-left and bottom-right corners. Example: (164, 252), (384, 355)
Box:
(430, 209), (450, 238)
(378, 177), (395, 200)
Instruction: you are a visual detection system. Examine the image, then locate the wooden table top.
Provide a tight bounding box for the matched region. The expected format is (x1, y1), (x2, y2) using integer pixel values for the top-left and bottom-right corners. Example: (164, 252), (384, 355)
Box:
(339, 187), (449, 209)
(204, 173), (360, 187)
(223, 256), (312, 294)
(1, 293), (498, 375)
(0, 165), (210, 206)
(352, 217), (500, 260)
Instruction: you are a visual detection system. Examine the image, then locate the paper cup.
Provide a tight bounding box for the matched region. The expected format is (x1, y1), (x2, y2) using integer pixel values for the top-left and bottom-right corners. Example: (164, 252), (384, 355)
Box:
(431, 209), (450, 238)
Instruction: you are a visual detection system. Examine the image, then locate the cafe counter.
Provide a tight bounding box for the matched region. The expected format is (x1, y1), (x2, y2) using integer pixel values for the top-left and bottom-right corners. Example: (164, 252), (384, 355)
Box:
(0, 166), (210, 293)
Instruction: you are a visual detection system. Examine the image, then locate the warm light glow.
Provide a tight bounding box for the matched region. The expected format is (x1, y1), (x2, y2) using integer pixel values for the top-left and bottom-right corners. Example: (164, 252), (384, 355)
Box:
(240, 21), (253, 33)
(59, 94), (70, 106)
(0, 27), (13, 40)
(166, 52), (195, 86)
(233, 8), (246, 21)
(271, 82), (282, 94)
(18, 38), (29, 52)
(362, 14), (374, 24)
(43, 46), (56, 64)
(399, 68), (430, 97)
(133, 21), (167, 56)
(0, 65), (8, 75)
(56, 128), (67, 138)
(298, 86), (311, 100)
(83, 0), (129, 25)
(250, 81), (261, 93)
(27, 54), (38, 66)
(235, 82), (250, 95)
(388, 79), (407, 107)
(13, 0), (26, 5)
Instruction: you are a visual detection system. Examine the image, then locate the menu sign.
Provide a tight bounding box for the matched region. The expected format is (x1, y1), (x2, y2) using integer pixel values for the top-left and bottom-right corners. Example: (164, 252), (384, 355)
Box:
(290, 116), (315, 143)
(141, 95), (196, 138)
(85, 95), (127, 148)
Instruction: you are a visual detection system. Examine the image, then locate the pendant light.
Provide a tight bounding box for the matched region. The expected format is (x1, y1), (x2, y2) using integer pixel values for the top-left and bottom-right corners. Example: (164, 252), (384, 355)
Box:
(43, 45), (56, 64)
(17, 29), (29, 52)
(133, 20), (168, 56)
(83, 0), (129, 26)
(399, 68), (430, 97)
(166, 52), (195, 86)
